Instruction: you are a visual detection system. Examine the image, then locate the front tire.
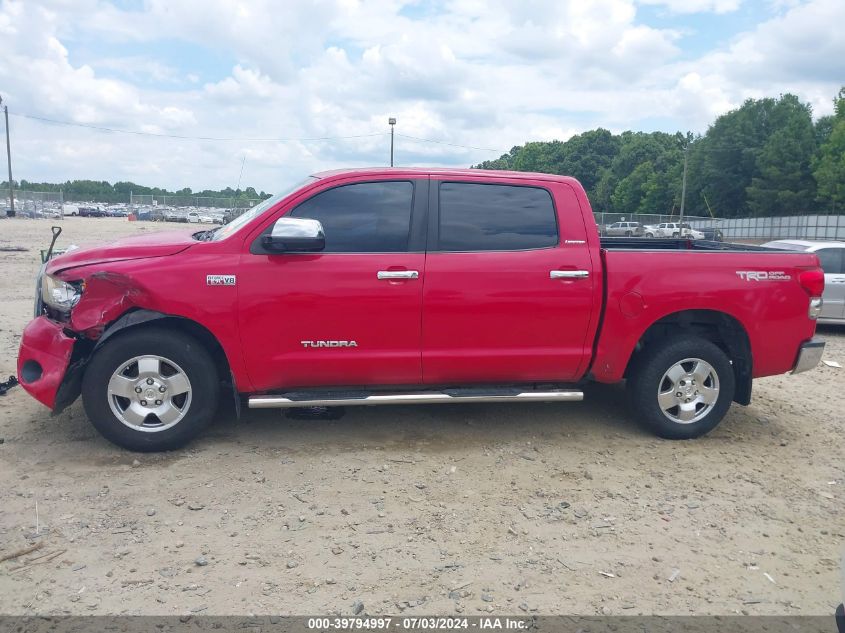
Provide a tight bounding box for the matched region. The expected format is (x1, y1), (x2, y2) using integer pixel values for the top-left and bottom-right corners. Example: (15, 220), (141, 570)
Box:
(82, 328), (219, 451)
(627, 337), (735, 439)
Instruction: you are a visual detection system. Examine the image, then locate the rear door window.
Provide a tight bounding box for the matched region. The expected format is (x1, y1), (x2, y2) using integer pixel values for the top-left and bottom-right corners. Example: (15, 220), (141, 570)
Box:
(438, 182), (558, 252)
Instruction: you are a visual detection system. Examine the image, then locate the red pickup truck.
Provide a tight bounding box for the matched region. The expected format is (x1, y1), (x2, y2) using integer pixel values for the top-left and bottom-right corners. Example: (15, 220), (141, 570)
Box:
(17, 168), (826, 451)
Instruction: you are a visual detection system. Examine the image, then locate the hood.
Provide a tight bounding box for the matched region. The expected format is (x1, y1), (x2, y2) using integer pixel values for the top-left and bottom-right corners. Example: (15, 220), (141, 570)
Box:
(46, 229), (197, 275)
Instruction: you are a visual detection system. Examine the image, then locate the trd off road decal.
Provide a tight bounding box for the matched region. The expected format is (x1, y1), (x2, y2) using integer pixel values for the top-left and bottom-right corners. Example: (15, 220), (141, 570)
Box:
(736, 271), (791, 281)
(206, 274), (236, 286)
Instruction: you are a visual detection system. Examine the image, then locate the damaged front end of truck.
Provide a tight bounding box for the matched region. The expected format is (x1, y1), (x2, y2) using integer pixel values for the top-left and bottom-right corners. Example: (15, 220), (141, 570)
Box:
(20, 267), (159, 414)
(17, 226), (191, 414)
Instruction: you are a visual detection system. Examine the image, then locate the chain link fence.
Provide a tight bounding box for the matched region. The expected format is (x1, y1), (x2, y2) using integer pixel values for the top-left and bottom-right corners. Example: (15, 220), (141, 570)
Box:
(3, 191), (64, 218)
(128, 193), (260, 223)
(687, 214), (845, 241)
(594, 212), (845, 241)
(594, 212), (714, 228)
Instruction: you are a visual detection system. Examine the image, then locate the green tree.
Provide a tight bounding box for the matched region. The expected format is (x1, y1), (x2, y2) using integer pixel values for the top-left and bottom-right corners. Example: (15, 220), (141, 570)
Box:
(813, 88), (845, 211)
(746, 95), (817, 215)
(611, 161), (655, 216)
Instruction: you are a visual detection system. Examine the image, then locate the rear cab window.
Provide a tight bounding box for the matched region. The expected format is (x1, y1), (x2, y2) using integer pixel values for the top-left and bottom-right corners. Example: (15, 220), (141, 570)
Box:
(436, 182), (558, 252)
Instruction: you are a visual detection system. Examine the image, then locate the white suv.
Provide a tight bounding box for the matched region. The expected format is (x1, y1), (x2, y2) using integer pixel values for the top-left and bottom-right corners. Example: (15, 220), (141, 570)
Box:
(654, 222), (704, 239)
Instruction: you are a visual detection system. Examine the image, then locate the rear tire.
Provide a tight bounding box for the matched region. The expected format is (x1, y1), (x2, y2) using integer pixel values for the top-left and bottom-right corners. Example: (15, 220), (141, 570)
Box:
(627, 336), (735, 439)
(82, 328), (219, 452)
(625, 230), (632, 237)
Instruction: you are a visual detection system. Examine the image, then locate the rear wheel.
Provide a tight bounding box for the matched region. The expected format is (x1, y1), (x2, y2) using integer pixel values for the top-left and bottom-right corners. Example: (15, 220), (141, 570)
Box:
(625, 230), (632, 237)
(672, 232), (680, 238)
(645, 232), (653, 238)
(82, 328), (219, 451)
(627, 337), (735, 439)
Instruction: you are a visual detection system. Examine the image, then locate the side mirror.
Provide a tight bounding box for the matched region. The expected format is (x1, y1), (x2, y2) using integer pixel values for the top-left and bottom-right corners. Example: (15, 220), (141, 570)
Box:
(262, 217), (325, 252)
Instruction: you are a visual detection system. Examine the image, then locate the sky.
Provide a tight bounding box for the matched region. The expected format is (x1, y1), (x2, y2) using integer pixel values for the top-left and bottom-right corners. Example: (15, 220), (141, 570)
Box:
(0, 0), (843, 194)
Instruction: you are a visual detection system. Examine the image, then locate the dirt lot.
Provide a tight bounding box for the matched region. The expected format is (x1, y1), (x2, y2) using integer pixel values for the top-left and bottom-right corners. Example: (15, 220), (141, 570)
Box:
(0, 217), (842, 616)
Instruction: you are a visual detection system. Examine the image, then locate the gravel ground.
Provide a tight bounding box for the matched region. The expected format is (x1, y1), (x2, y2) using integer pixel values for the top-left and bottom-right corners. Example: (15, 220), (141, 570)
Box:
(0, 217), (842, 616)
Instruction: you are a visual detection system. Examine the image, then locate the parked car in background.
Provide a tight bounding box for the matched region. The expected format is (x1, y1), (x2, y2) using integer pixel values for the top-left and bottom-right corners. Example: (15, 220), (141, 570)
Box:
(198, 214), (216, 224)
(136, 208), (164, 222)
(186, 212), (201, 223)
(62, 204), (80, 217)
(654, 222), (704, 239)
(763, 240), (845, 324)
(78, 207), (106, 218)
(701, 226), (724, 241)
(605, 221), (644, 237)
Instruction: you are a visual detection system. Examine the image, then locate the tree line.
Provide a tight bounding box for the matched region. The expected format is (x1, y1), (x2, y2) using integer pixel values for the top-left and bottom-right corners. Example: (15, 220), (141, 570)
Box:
(1, 179), (273, 204)
(474, 87), (845, 218)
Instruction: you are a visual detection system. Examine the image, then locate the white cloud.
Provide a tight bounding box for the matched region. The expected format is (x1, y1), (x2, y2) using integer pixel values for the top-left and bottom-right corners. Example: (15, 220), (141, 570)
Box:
(637, 0), (741, 13)
(0, 0), (842, 193)
(92, 56), (183, 84)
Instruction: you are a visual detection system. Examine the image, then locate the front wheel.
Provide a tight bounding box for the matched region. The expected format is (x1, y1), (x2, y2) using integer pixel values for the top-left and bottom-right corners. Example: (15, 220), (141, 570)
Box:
(82, 328), (219, 451)
(627, 337), (735, 439)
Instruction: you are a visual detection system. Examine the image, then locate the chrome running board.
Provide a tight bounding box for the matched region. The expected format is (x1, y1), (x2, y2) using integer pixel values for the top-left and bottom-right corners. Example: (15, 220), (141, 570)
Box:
(248, 389), (583, 409)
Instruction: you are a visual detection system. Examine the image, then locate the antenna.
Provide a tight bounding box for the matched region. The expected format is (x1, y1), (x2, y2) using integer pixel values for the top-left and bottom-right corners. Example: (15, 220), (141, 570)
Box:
(235, 155), (246, 192)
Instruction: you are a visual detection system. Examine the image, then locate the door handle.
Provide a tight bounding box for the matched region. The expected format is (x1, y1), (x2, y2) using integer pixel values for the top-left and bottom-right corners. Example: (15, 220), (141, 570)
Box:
(377, 270), (419, 280)
(550, 270), (590, 279)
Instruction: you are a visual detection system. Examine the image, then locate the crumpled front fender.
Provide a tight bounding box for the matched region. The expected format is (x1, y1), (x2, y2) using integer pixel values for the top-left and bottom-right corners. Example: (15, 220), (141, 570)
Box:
(68, 271), (152, 339)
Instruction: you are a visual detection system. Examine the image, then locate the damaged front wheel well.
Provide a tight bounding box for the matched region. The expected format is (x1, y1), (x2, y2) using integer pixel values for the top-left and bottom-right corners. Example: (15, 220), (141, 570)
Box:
(55, 310), (235, 415)
(98, 310), (233, 390)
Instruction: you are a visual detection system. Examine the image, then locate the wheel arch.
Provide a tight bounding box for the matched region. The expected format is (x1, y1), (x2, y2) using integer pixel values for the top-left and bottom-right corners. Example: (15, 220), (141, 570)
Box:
(96, 309), (232, 388)
(624, 309), (753, 405)
(56, 309), (237, 416)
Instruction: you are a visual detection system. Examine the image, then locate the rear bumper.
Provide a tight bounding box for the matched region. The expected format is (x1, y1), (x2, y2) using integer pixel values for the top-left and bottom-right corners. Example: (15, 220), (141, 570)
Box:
(791, 337), (825, 374)
(16, 316), (76, 410)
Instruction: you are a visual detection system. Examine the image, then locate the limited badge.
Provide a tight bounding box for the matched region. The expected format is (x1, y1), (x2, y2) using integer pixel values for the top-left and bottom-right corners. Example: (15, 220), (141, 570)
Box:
(207, 274), (236, 286)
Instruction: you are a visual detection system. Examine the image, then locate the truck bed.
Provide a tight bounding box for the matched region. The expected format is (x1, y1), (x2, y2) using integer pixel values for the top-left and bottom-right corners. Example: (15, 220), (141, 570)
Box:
(591, 239), (821, 386)
(600, 238), (774, 252)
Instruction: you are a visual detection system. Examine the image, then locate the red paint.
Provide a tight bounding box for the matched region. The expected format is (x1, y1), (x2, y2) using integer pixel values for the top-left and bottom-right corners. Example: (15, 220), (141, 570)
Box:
(17, 167), (822, 413)
(421, 179), (599, 383)
(592, 249), (820, 381)
(17, 316), (75, 409)
(238, 252), (426, 389)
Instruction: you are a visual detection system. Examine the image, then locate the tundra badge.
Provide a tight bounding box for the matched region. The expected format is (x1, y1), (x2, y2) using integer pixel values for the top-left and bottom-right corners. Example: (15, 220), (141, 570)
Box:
(301, 340), (358, 348)
(207, 274), (236, 286)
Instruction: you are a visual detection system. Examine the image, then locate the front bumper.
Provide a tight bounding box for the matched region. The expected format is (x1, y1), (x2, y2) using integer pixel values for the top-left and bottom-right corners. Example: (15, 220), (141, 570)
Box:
(17, 316), (76, 409)
(791, 337), (825, 374)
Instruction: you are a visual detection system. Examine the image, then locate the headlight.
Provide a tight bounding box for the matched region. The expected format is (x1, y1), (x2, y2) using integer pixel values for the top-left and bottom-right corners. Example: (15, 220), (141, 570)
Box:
(41, 274), (83, 311)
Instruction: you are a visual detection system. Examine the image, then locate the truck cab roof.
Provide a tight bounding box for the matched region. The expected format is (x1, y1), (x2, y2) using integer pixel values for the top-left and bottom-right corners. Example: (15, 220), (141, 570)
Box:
(311, 167), (581, 185)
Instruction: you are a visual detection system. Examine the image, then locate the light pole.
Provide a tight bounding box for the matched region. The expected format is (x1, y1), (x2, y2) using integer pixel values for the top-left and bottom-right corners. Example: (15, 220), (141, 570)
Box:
(678, 144), (688, 230)
(388, 117), (396, 167)
(1, 96), (14, 218)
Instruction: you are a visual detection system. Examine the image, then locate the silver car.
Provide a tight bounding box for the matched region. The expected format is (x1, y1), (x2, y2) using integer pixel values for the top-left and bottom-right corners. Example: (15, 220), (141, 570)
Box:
(763, 240), (845, 324)
(605, 221), (644, 237)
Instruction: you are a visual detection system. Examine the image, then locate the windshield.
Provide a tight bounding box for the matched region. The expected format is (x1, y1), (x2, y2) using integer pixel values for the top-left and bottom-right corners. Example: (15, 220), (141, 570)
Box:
(209, 176), (318, 242)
